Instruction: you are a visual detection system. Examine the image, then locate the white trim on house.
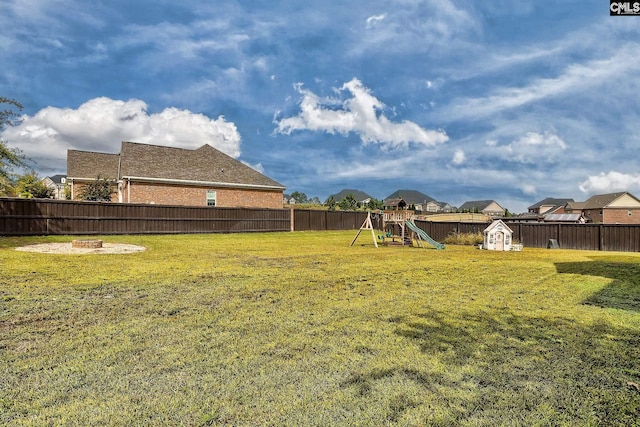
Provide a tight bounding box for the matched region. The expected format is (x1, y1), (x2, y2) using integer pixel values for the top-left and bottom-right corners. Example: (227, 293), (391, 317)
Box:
(122, 176), (286, 191)
(69, 175), (286, 191)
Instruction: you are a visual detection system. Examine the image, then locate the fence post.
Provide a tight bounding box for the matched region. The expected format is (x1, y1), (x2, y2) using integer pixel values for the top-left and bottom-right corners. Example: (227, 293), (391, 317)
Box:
(599, 225), (603, 251)
(290, 207), (295, 232)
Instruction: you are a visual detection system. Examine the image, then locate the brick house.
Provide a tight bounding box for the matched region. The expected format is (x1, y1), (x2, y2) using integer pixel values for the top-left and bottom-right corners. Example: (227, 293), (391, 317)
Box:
(527, 197), (574, 215)
(581, 192), (640, 224)
(41, 174), (68, 200)
(67, 141), (285, 209)
(458, 200), (505, 217)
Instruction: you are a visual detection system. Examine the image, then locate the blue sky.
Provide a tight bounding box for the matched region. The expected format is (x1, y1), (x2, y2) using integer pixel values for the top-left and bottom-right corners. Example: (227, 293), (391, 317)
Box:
(1, 0), (639, 212)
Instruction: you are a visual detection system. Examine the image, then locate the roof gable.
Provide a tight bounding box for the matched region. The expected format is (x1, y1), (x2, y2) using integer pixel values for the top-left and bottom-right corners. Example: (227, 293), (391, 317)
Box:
(329, 189), (373, 202)
(459, 200), (501, 211)
(584, 192), (640, 209)
(484, 220), (513, 234)
(528, 197), (574, 210)
(67, 150), (120, 179)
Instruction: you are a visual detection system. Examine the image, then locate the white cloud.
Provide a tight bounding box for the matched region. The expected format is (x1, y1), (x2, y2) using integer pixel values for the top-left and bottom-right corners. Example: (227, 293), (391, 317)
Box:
(495, 132), (566, 164)
(579, 171), (640, 195)
(365, 14), (387, 28)
(275, 78), (448, 149)
(2, 97), (242, 173)
(452, 149), (465, 165)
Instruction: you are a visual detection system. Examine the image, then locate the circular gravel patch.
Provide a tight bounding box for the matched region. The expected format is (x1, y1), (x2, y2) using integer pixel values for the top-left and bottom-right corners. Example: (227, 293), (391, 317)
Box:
(15, 242), (146, 254)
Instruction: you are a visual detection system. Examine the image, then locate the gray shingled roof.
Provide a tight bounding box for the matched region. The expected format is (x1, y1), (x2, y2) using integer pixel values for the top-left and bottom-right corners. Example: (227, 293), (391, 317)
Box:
(48, 174), (67, 184)
(583, 192), (637, 209)
(119, 142), (284, 188)
(566, 201), (586, 210)
(67, 150), (120, 179)
(67, 141), (284, 190)
(384, 189), (435, 205)
(528, 197), (574, 210)
(329, 189), (373, 202)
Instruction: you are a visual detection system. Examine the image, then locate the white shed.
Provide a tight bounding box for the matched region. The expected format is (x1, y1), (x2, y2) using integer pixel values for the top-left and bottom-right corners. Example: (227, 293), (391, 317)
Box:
(483, 220), (514, 251)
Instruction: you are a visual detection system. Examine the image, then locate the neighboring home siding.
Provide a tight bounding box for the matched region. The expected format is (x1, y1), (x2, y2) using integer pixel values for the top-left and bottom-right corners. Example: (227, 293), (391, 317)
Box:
(483, 201), (504, 216)
(124, 182), (282, 209)
(604, 208), (640, 224)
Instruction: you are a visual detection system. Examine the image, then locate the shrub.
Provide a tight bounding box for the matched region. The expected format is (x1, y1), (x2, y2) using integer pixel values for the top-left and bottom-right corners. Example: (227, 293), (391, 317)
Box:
(443, 231), (484, 245)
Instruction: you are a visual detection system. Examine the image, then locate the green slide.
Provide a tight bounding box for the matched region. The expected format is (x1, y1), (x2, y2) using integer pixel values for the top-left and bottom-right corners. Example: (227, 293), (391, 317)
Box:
(405, 220), (445, 250)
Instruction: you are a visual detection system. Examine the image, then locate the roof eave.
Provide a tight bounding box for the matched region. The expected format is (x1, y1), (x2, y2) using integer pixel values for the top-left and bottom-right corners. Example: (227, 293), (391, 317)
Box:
(122, 176), (285, 191)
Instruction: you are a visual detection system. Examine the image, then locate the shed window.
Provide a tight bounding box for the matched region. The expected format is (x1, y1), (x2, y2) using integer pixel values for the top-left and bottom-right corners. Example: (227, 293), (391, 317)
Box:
(206, 191), (217, 207)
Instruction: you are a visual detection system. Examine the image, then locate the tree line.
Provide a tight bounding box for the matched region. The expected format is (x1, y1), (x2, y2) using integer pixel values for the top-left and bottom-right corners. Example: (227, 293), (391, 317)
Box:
(287, 191), (384, 211)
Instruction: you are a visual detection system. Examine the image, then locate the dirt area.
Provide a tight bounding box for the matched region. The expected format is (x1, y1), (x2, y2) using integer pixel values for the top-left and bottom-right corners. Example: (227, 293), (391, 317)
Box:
(15, 242), (146, 255)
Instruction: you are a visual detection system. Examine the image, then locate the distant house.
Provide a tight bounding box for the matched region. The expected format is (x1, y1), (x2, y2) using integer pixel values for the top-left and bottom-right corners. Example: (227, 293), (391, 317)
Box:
(42, 174), (67, 200)
(67, 141), (285, 209)
(417, 200), (453, 213)
(564, 201), (586, 214)
(439, 202), (454, 213)
(458, 200), (505, 217)
(581, 192), (640, 224)
(328, 189), (373, 205)
(423, 201), (441, 213)
(528, 197), (574, 215)
(384, 189), (435, 207)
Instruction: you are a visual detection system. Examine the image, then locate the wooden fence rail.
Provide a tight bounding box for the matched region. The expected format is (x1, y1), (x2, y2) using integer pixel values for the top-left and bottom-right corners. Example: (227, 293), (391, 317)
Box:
(1, 199), (639, 252)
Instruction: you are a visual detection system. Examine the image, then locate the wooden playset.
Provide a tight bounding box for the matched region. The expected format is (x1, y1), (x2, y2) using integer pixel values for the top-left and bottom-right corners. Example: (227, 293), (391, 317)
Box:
(350, 205), (445, 250)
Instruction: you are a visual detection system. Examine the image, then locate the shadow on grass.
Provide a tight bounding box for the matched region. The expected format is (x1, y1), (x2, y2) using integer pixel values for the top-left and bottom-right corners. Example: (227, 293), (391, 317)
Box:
(555, 258), (640, 312)
(342, 308), (640, 424)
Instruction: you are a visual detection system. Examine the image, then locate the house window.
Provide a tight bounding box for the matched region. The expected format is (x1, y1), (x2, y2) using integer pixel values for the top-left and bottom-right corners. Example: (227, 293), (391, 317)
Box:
(206, 190), (217, 207)
(629, 210), (633, 216)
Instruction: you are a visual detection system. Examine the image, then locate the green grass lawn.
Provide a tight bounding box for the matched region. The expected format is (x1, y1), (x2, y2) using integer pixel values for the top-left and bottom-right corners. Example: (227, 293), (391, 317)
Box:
(1, 231), (640, 426)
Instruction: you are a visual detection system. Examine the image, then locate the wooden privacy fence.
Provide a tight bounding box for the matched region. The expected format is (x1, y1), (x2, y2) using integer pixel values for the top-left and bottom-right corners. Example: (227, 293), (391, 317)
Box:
(412, 220), (640, 252)
(293, 209), (368, 231)
(1, 199), (639, 252)
(0, 198), (290, 235)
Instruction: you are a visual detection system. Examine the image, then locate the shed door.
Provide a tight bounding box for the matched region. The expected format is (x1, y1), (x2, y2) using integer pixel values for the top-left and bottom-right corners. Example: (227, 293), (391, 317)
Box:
(495, 231), (504, 251)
